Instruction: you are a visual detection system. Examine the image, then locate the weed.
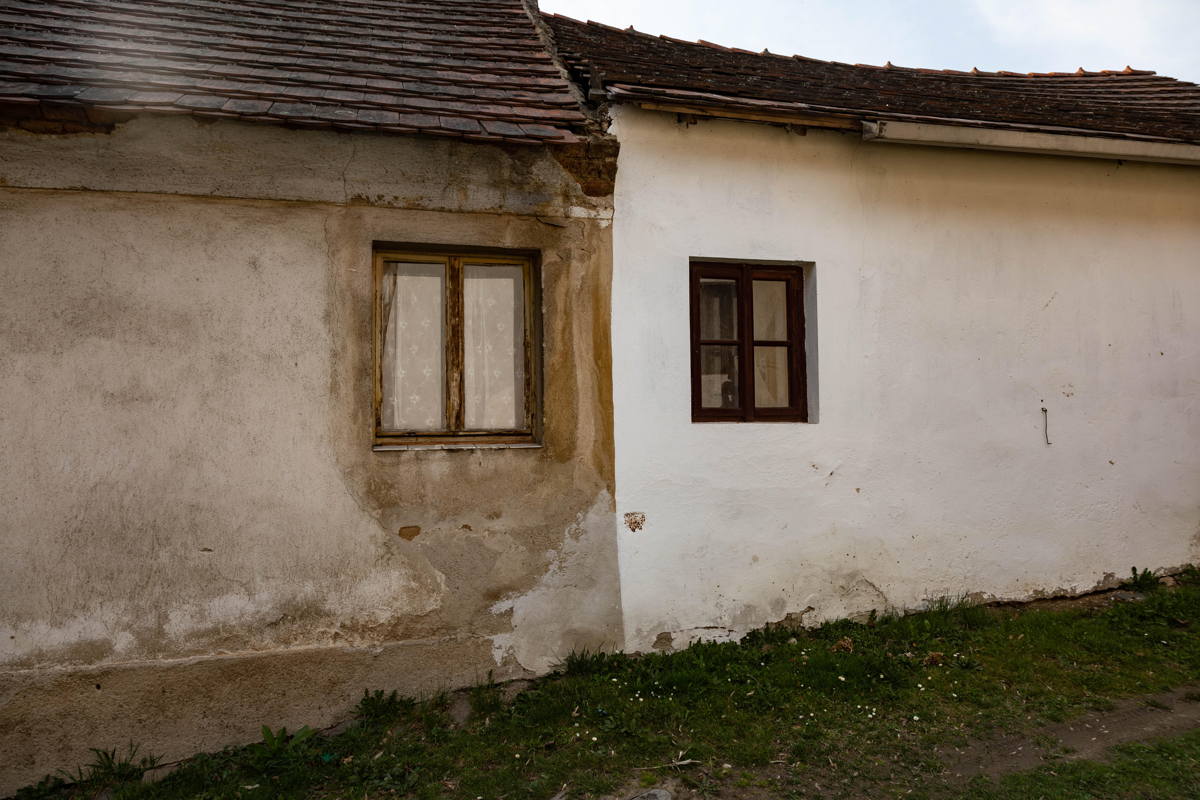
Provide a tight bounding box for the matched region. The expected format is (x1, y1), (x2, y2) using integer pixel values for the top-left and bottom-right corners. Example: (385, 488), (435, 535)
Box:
(1125, 566), (1160, 592)
(468, 677), (503, 717)
(12, 774), (68, 800)
(355, 688), (412, 726)
(244, 725), (318, 769)
(15, 743), (159, 800)
(556, 647), (620, 677)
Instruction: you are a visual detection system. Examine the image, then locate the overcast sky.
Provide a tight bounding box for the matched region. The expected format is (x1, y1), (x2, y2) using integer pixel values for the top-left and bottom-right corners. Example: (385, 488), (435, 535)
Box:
(540, 0), (1200, 83)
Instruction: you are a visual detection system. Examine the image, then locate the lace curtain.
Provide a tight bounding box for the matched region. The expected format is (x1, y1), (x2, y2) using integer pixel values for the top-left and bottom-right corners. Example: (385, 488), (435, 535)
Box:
(464, 264), (524, 429)
(380, 263), (445, 431)
(380, 261), (524, 432)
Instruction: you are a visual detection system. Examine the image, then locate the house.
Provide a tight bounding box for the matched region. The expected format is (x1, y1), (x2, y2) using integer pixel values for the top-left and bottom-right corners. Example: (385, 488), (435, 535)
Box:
(0, 0), (620, 790)
(543, 15), (1200, 653)
(1, 0), (1198, 791)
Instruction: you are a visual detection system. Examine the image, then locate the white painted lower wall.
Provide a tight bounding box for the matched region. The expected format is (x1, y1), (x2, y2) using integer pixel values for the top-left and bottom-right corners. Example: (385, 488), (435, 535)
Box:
(608, 106), (1200, 652)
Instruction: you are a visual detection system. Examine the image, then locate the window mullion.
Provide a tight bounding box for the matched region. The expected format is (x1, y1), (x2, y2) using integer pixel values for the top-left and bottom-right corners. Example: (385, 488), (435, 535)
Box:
(522, 259), (536, 434)
(446, 257), (466, 431)
(739, 266), (755, 421)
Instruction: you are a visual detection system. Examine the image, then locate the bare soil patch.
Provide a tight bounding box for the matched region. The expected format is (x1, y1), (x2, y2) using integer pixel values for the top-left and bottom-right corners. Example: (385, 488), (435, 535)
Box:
(941, 684), (1200, 780)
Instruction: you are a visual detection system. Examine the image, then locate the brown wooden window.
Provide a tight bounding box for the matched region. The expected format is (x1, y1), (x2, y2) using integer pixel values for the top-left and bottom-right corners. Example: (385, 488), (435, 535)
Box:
(690, 262), (807, 422)
(373, 249), (539, 447)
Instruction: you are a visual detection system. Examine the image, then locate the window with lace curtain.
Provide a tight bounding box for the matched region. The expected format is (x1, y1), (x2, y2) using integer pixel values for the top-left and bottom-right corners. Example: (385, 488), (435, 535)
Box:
(374, 248), (538, 447)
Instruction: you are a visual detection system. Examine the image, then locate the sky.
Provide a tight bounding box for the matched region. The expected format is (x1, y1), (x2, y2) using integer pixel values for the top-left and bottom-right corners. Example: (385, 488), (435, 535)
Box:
(539, 0), (1200, 83)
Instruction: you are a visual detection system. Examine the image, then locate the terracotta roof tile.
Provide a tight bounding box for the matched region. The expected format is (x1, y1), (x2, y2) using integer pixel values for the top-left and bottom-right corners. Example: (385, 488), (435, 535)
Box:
(0, 0), (588, 143)
(545, 15), (1200, 145)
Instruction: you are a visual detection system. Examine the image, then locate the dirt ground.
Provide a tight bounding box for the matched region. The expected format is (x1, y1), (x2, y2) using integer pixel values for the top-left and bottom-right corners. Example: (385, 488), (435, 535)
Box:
(939, 684), (1200, 779)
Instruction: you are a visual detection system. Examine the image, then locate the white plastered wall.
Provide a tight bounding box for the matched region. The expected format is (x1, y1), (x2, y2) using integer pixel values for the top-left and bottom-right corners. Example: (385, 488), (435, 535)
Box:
(608, 106), (1200, 652)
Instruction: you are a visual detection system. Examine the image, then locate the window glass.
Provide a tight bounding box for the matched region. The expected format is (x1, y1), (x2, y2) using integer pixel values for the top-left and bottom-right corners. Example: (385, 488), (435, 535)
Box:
(754, 346), (789, 407)
(752, 280), (788, 340)
(464, 264), (525, 430)
(699, 278), (738, 340)
(380, 262), (445, 432)
(700, 345), (740, 409)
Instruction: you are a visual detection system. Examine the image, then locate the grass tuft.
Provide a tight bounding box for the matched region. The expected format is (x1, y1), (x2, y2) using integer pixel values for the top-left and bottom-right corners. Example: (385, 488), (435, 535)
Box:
(355, 688), (412, 726)
(1125, 566), (1161, 593)
(15, 743), (159, 800)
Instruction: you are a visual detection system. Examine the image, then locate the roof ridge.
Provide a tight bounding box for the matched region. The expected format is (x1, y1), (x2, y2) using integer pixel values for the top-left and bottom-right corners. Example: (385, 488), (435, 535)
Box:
(549, 16), (1174, 82)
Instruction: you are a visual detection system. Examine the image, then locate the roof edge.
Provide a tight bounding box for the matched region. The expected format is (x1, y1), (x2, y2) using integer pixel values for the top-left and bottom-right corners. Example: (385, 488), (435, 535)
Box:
(608, 84), (1199, 147)
(863, 120), (1200, 166)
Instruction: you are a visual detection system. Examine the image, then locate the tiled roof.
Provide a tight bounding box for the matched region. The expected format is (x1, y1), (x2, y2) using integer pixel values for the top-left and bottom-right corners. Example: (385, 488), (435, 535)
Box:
(0, 0), (588, 143)
(545, 15), (1200, 145)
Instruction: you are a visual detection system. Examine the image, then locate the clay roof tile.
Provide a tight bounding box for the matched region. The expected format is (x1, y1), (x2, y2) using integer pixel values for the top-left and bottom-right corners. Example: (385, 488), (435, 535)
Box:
(0, 0), (589, 144)
(545, 15), (1200, 145)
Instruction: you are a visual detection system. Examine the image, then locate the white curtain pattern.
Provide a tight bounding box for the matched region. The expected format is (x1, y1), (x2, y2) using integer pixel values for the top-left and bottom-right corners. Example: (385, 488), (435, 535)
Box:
(380, 262), (445, 432)
(464, 264), (525, 430)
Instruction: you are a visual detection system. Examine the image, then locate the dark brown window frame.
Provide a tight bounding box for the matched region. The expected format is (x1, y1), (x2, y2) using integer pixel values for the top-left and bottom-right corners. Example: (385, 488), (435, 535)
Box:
(373, 246), (542, 448)
(689, 261), (808, 423)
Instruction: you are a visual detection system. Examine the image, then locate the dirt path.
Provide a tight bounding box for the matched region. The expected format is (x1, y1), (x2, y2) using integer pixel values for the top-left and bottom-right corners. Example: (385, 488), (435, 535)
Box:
(941, 684), (1200, 779)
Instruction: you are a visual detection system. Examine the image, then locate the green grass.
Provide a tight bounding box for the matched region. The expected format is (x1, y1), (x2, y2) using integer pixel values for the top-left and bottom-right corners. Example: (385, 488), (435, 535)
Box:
(16, 573), (1200, 800)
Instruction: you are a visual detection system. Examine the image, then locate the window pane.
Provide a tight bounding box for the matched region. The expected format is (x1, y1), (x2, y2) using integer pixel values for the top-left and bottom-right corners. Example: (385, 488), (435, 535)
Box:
(754, 346), (790, 408)
(699, 278), (737, 340)
(381, 262), (445, 431)
(464, 264), (525, 430)
(753, 280), (788, 340)
(700, 345), (740, 409)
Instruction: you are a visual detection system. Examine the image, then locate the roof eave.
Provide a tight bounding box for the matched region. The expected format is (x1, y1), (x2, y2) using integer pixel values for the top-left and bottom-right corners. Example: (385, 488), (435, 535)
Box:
(0, 98), (585, 145)
(604, 88), (1200, 164)
(863, 120), (1200, 166)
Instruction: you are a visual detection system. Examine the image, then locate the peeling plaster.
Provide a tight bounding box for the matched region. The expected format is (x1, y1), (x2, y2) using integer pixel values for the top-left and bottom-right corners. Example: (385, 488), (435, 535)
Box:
(490, 493), (622, 673)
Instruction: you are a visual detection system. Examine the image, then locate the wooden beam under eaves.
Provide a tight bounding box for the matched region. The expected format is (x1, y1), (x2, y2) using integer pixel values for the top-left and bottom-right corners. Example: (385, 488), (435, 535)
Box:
(635, 101), (861, 131)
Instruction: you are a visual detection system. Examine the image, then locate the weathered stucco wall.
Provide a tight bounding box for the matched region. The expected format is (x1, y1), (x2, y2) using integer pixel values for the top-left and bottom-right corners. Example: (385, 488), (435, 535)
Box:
(609, 106), (1200, 653)
(0, 116), (619, 792)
